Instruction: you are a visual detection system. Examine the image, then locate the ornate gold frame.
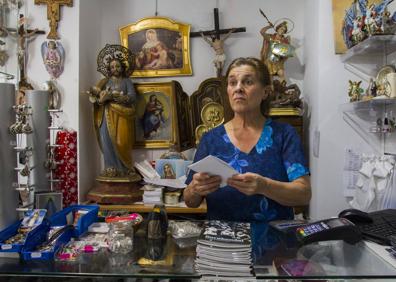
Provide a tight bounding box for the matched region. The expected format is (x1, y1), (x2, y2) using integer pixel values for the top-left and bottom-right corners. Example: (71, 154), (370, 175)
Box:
(134, 81), (179, 149)
(119, 17), (192, 77)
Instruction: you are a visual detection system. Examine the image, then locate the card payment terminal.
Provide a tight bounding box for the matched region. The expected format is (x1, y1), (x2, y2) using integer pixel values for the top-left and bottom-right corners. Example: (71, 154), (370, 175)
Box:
(296, 217), (362, 245)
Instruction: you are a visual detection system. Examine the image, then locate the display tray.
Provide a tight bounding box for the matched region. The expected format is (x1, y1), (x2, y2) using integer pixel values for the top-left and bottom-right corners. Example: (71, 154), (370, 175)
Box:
(0, 220), (49, 254)
(49, 204), (99, 238)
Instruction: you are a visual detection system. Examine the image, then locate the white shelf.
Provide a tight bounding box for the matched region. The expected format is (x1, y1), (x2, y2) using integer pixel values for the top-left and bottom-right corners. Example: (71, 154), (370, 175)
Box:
(341, 35), (396, 81)
(340, 99), (396, 155)
(341, 35), (396, 63)
(340, 98), (396, 113)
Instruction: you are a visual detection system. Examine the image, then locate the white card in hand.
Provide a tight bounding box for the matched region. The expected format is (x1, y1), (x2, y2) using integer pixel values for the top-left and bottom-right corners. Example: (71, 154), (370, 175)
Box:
(188, 155), (238, 187)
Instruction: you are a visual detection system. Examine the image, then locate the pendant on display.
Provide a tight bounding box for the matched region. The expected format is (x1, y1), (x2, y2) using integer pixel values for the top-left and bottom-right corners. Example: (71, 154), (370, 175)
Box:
(43, 80), (62, 110)
(41, 40), (65, 79)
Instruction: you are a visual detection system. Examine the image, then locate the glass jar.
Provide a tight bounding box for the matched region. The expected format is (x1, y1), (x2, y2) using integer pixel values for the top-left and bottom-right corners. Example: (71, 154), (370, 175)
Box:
(108, 220), (134, 254)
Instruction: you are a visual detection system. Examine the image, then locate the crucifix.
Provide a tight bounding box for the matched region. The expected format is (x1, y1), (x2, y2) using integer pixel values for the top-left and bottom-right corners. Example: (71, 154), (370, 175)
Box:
(4, 14), (45, 104)
(34, 0), (73, 40)
(190, 8), (246, 77)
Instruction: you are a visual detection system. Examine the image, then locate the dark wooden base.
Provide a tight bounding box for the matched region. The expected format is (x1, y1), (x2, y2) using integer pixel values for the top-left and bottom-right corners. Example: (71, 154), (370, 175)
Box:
(87, 180), (143, 204)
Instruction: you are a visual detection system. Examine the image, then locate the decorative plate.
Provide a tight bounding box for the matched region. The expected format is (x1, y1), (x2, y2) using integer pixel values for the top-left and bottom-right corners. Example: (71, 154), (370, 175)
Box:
(376, 65), (396, 87)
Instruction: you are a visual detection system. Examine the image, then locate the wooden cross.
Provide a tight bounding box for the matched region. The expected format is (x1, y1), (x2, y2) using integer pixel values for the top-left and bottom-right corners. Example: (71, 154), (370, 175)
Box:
(34, 0), (73, 39)
(191, 8), (246, 77)
(190, 8), (246, 39)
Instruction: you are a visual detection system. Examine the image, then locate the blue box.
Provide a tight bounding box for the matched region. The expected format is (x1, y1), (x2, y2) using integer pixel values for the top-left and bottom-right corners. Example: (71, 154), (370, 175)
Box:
(49, 205), (99, 238)
(0, 220), (49, 254)
(21, 226), (73, 261)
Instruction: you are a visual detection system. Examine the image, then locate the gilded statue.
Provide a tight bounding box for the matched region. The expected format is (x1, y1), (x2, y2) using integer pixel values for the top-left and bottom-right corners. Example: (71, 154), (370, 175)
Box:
(87, 44), (139, 181)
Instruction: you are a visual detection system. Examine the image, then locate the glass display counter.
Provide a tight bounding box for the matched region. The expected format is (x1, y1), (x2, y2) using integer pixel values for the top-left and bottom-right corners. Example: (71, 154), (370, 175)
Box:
(0, 221), (396, 279)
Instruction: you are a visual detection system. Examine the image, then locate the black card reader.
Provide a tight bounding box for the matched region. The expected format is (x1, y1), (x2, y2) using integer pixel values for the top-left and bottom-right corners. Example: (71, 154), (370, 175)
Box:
(296, 218), (362, 245)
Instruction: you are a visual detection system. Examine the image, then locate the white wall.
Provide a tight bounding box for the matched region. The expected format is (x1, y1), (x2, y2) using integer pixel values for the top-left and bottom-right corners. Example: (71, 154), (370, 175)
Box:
(79, 0), (103, 201)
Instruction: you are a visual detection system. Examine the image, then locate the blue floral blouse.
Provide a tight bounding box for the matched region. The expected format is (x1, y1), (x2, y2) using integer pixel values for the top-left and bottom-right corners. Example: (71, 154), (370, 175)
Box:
(186, 118), (309, 222)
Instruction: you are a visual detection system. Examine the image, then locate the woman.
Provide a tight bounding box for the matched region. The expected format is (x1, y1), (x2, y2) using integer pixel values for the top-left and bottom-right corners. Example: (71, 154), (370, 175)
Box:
(183, 57), (311, 222)
(137, 29), (162, 69)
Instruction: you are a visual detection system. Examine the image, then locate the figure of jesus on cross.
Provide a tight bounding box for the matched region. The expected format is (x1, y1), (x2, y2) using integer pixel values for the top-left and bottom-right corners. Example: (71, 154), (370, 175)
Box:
(200, 28), (236, 78)
(190, 8), (245, 78)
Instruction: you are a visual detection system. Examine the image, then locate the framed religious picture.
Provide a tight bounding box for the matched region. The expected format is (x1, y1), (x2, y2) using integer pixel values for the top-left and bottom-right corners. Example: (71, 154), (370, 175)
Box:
(34, 191), (63, 217)
(119, 17), (192, 77)
(135, 81), (188, 149)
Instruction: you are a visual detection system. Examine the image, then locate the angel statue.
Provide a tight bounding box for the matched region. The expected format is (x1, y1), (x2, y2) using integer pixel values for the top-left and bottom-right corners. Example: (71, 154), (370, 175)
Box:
(41, 40), (65, 79)
(348, 80), (363, 102)
(343, 0), (393, 48)
(87, 44), (140, 181)
(259, 10), (295, 83)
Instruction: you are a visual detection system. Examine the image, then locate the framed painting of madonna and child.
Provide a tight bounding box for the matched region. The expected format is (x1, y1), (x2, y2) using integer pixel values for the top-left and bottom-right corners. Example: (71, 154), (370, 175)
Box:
(119, 17), (192, 77)
(134, 81), (179, 149)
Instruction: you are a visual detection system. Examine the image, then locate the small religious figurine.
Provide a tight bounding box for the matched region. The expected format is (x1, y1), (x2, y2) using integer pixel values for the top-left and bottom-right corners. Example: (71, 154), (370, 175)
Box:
(351, 16), (366, 46)
(270, 80), (302, 108)
(348, 80), (364, 102)
(383, 10), (396, 34)
(41, 40), (65, 79)
(259, 14), (295, 82)
(364, 4), (381, 35)
(365, 78), (377, 99)
(87, 44), (138, 180)
(200, 28), (236, 77)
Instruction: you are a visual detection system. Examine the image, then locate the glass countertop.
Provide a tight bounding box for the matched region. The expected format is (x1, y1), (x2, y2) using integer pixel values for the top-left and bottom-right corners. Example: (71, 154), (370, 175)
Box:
(0, 221), (395, 279)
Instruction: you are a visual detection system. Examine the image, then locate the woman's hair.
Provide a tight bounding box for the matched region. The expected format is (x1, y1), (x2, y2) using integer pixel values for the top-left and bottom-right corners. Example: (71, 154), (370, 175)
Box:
(225, 57), (273, 116)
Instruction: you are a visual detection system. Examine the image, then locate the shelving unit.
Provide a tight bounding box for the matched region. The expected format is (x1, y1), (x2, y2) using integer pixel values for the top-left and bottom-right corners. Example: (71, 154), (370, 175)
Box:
(13, 91), (50, 213)
(340, 34), (396, 155)
(341, 35), (396, 81)
(340, 98), (396, 155)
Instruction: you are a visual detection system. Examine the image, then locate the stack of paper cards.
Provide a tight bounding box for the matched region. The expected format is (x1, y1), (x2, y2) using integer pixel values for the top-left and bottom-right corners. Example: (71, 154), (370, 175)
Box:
(188, 155), (238, 187)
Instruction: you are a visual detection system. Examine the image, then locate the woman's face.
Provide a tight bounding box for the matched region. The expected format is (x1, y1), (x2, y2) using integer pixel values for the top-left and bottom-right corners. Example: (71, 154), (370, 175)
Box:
(227, 65), (267, 115)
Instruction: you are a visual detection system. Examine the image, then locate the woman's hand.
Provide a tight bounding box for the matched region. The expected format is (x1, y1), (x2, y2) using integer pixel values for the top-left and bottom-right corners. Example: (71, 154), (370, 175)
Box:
(227, 173), (268, 196)
(190, 172), (221, 197)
